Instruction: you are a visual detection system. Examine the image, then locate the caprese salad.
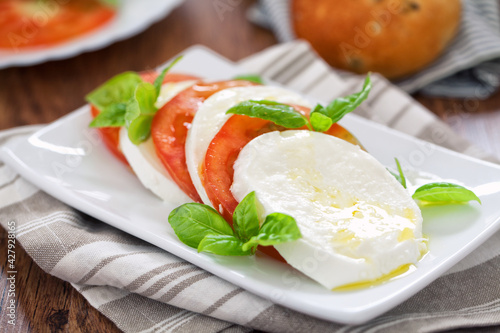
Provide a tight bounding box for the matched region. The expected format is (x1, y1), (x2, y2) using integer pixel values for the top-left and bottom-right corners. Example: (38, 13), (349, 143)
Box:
(87, 57), (480, 290)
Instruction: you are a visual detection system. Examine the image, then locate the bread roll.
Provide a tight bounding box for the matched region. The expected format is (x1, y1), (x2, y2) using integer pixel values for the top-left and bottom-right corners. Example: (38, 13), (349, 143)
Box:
(292, 0), (462, 79)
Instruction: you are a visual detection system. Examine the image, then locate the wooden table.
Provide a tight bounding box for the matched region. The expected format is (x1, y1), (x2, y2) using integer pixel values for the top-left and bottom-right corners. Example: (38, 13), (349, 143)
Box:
(1, 0), (499, 332)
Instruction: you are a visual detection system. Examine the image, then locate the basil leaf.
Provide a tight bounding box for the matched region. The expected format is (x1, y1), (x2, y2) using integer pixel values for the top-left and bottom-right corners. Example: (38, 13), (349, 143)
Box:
(242, 213), (301, 251)
(85, 72), (143, 111)
(395, 158), (406, 189)
(412, 182), (481, 204)
(135, 82), (157, 115)
(310, 110), (333, 132)
(168, 203), (235, 249)
(198, 235), (253, 256)
(233, 74), (264, 84)
(89, 103), (127, 128)
(233, 191), (260, 242)
(124, 99), (140, 128)
(154, 56), (183, 98)
(226, 100), (309, 129)
(312, 74), (371, 125)
(125, 82), (158, 144)
(127, 115), (154, 145)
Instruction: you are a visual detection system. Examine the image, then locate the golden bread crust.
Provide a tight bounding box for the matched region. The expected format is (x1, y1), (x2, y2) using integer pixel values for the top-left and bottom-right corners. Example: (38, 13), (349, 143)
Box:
(292, 0), (462, 79)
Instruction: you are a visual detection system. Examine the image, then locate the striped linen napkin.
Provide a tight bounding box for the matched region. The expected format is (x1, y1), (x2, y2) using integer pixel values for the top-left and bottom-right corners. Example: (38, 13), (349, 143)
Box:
(1, 42), (500, 333)
(253, 0), (500, 98)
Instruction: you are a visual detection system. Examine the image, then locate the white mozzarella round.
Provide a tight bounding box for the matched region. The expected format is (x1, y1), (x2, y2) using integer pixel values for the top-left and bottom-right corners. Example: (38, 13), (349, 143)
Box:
(155, 80), (198, 109)
(186, 86), (312, 206)
(119, 81), (196, 205)
(120, 128), (191, 205)
(231, 130), (426, 290)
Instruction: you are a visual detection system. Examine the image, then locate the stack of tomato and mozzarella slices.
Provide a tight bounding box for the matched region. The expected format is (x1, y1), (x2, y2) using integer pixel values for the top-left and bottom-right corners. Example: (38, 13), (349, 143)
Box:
(87, 67), (427, 290)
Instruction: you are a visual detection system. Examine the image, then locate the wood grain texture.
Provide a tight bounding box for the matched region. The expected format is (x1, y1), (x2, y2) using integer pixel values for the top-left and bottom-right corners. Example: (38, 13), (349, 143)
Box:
(0, 0), (499, 332)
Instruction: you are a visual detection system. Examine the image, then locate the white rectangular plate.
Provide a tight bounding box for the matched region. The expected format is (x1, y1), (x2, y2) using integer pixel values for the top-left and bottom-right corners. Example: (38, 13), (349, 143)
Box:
(2, 45), (500, 325)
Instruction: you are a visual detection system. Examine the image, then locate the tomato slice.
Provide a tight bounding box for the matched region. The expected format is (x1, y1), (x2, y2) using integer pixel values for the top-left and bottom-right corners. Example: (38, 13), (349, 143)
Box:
(90, 104), (129, 165)
(140, 72), (200, 85)
(203, 108), (363, 222)
(90, 73), (200, 166)
(151, 80), (257, 202)
(0, 0), (116, 49)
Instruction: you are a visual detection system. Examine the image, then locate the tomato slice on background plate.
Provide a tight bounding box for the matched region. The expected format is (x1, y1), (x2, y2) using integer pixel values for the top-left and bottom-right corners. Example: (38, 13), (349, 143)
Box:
(90, 72), (200, 167)
(0, 0), (116, 50)
(151, 80), (257, 202)
(203, 108), (363, 221)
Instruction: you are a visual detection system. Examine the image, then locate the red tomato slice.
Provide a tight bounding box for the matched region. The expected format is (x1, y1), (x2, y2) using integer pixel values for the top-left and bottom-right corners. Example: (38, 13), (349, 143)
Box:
(90, 104), (129, 165)
(203, 108), (364, 222)
(90, 73), (200, 166)
(140, 72), (200, 85)
(0, 0), (116, 49)
(151, 80), (257, 202)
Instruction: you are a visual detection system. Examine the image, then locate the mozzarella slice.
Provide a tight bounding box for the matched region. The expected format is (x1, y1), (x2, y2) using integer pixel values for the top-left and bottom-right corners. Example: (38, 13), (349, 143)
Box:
(186, 86), (312, 206)
(119, 81), (196, 205)
(120, 128), (191, 205)
(231, 130), (427, 290)
(155, 80), (198, 109)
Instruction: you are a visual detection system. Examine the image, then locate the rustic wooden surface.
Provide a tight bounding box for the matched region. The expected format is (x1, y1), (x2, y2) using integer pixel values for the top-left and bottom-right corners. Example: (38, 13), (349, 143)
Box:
(0, 0), (499, 332)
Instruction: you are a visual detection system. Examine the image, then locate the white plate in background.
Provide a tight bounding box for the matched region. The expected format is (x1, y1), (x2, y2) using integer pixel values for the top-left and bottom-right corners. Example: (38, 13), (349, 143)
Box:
(1, 45), (500, 324)
(0, 0), (184, 69)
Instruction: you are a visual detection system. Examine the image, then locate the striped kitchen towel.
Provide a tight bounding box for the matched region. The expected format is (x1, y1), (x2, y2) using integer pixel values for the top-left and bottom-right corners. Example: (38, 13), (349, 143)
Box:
(252, 0), (500, 98)
(1, 44), (500, 333)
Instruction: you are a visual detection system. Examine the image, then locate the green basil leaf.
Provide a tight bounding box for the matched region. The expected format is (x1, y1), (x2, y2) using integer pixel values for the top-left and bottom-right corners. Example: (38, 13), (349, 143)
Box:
(314, 74), (372, 125)
(127, 114), (154, 145)
(233, 74), (264, 85)
(226, 100), (309, 129)
(412, 182), (481, 204)
(198, 235), (253, 256)
(124, 83), (156, 127)
(154, 56), (183, 98)
(124, 99), (140, 128)
(89, 103), (127, 128)
(125, 82), (158, 144)
(310, 110), (333, 132)
(242, 213), (301, 251)
(395, 158), (407, 189)
(233, 191), (261, 242)
(85, 72), (143, 111)
(135, 82), (157, 115)
(168, 203), (235, 249)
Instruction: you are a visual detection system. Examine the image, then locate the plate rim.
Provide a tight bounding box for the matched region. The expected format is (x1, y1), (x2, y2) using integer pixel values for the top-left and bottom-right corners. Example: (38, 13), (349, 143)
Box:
(0, 0), (184, 69)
